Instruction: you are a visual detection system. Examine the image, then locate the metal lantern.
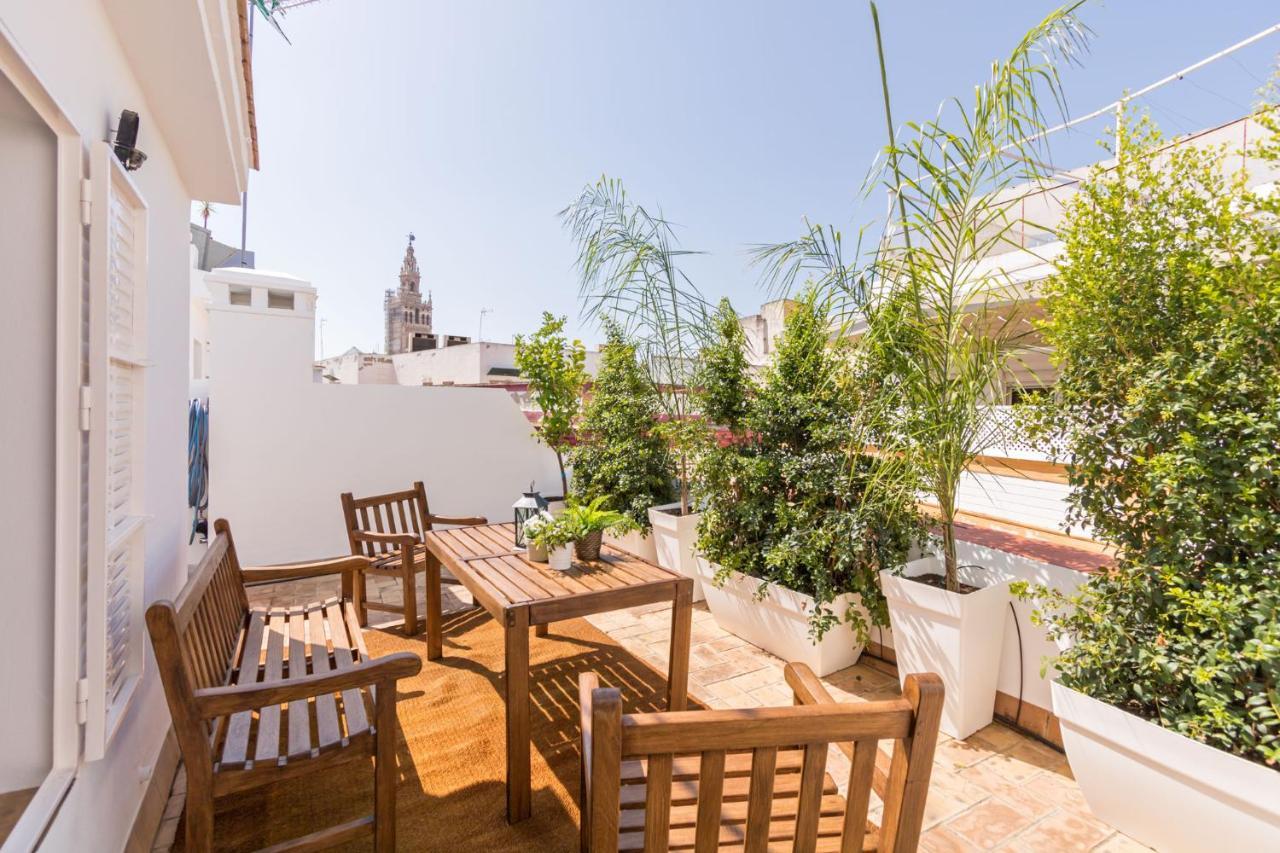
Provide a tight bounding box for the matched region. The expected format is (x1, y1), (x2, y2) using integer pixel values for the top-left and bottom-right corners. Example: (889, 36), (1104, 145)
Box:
(512, 489), (549, 547)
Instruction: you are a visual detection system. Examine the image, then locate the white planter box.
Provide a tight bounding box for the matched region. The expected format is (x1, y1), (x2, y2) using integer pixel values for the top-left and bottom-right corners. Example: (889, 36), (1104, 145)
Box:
(696, 558), (866, 676)
(647, 503), (703, 601)
(1052, 681), (1280, 852)
(603, 527), (658, 564)
(548, 545), (573, 571)
(880, 540), (1012, 738)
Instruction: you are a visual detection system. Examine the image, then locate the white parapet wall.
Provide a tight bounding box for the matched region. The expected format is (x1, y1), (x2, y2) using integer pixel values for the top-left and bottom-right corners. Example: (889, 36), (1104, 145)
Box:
(205, 267), (561, 565)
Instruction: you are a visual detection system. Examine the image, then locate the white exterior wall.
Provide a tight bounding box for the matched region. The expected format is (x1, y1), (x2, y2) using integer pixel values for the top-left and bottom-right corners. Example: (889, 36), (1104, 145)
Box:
(0, 1), (251, 848)
(0, 62), (58, 796)
(954, 471), (1077, 535)
(189, 245), (211, 401)
(207, 272), (562, 565)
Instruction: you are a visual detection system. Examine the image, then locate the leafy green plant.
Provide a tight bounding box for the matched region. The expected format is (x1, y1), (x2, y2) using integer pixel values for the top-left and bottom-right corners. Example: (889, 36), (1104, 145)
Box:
(697, 291), (922, 639)
(1021, 106), (1280, 767)
(514, 312), (588, 497)
(757, 2), (1091, 592)
(559, 496), (634, 540)
(525, 512), (574, 550)
(569, 322), (675, 531)
(562, 177), (712, 513)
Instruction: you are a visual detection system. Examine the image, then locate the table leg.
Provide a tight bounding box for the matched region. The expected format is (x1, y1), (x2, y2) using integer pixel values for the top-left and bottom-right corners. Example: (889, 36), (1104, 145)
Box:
(667, 580), (693, 711)
(425, 550), (443, 660)
(505, 606), (531, 822)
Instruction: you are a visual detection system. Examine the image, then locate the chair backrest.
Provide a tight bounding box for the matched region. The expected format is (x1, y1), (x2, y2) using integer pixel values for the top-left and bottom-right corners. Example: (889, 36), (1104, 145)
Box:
(581, 669), (943, 853)
(145, 519), (250, 765)
(340, 481), (433, 558)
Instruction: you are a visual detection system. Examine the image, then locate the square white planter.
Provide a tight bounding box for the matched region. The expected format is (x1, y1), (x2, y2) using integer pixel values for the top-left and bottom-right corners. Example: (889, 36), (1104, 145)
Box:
(880, 541), (1011, 739)
(647, 503), (704, 601)
(603, 527), (658, 564)
(696, 558), (866, 676)
(1052, 681), (1280, 852)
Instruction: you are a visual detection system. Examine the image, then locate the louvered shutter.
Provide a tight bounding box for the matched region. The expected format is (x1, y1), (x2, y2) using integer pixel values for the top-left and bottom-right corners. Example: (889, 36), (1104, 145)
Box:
(84, 142), (148, 761)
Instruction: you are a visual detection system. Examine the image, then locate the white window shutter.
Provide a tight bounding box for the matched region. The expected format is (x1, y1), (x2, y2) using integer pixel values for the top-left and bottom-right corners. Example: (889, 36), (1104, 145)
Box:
(84, 142), (149, 761)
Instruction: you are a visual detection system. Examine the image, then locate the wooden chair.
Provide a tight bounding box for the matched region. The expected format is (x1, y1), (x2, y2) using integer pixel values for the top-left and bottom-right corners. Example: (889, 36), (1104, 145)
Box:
(146, 519), (422, 852)
(578, 663), (943, 852)
(340, 481), (486, 645)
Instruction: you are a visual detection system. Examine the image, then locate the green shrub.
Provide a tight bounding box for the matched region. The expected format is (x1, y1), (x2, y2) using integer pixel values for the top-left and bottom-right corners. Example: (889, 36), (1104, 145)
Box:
(569, 323), (674, 531)
(1029, 110), (1280, 767)
(696, 291), (922, 639)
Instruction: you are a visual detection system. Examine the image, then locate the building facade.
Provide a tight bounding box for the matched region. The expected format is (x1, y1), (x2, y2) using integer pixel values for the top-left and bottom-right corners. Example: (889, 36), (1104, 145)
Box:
(383, 233), (434, 354)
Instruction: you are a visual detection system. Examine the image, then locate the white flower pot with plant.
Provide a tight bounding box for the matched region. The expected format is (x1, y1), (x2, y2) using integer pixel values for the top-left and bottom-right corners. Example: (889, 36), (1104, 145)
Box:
(527, 514), (574, 572)
(547, 544), (573, 572)
(696, 558), (868, 676)
(880, 541), (1013, 738)
(1051, 681), (1280, 851)
(647, 502), (703, 600)
(521, 511), (556, 562)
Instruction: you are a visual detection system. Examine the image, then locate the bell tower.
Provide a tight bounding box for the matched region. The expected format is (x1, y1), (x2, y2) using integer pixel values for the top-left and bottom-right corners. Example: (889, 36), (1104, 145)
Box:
(384, 233), (434, 353)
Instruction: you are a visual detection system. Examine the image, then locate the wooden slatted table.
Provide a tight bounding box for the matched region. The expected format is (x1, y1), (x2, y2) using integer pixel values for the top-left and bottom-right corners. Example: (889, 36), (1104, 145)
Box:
(423, 522), (694, 823)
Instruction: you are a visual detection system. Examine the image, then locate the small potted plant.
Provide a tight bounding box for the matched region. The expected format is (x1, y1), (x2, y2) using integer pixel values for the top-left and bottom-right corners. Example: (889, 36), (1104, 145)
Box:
(560, 497), (633, 561)
(521, 511), (556, 562)
(527, 514), (575, 571)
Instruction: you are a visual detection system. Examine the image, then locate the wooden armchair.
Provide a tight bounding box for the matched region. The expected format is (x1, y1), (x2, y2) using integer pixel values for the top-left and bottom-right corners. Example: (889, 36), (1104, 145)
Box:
(340, 481), (486, 646)
(146, 519), (422, 852)
(578, 663), (943, 852)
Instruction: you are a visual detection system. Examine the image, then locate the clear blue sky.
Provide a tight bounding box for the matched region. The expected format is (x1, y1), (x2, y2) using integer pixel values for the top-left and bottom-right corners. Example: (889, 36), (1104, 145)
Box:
(198, 0), (1279, 356)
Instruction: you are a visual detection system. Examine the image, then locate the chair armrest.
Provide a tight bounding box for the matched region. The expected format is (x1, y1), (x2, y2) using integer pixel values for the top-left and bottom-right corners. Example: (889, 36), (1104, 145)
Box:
(427, 514), (488, 527)
(784, 662), (861, 766)
(240, 554), (371, 584)
(785, 662), (839, 706)
(194, 652), (422, 718)
(351, 530), (419, 548)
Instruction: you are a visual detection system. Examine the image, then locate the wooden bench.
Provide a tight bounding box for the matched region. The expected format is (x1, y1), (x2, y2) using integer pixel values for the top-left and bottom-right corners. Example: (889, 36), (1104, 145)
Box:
(146, 519), (422, 852)
(578, 663), (943, 852)
(340, 481), (486, 640)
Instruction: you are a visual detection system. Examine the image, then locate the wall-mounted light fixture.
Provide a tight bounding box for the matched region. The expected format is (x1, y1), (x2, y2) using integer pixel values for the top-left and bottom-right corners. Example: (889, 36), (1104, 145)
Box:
(112, 109), (147, 171)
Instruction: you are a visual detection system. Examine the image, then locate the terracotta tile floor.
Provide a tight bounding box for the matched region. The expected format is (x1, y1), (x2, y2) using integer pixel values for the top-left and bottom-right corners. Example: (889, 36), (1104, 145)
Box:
(153, 571), (1148, 851)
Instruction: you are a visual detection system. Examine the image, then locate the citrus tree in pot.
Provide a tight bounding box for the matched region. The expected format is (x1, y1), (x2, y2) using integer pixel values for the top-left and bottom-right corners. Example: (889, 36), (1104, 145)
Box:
(833, 2), (1090, 738)
(694, 293), (922, 675)
(562, 177), (712, 586)
(514, 312), (587, 502)
(569, 321), (675, 562)
(1017, 108), (1280, 850)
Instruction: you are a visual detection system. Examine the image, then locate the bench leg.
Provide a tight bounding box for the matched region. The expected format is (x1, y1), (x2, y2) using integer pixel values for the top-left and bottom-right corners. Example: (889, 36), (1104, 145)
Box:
(667, 581), (693, 711)
(374, 679), (398, 852)
(535, 622), (549, 637)
(506, 607), (531, 822)
(401, 551), (419, 636)
(184, 775), (214, 853)
(425, 552), (443, 659)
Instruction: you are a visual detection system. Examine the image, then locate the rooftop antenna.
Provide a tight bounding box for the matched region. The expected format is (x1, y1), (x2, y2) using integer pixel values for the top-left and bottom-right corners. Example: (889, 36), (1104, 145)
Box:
(478, 308), (493, 342)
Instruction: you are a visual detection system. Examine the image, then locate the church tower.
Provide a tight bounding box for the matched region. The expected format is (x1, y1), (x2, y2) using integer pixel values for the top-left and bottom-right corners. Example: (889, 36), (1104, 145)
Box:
(384, 233), (434, 353)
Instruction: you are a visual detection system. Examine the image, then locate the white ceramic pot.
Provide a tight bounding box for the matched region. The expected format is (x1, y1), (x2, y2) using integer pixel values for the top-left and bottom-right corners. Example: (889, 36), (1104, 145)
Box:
(880, 540), (1012, 739)
(696, 558), (866, 676)
(603, 527), (658, 564)
(526, 543), (549, 562)
(548, 544), (573, 572)
(1051, 681), (1280, 852)
(647, 502), (704, 601)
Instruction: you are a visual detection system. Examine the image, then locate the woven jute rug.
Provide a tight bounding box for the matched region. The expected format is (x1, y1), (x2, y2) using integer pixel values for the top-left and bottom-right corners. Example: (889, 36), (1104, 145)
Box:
(178, 607), (692, 852)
